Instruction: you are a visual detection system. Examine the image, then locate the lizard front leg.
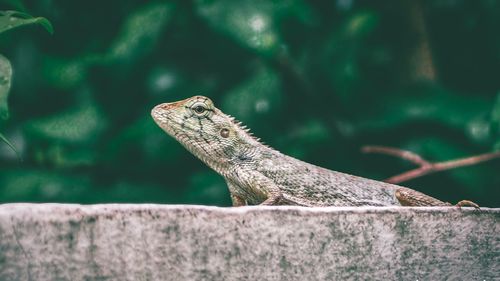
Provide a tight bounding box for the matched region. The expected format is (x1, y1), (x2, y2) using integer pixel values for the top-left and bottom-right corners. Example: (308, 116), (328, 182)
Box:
(259, 184), (282, 205)
(228, 168), (283, 206)
(230, 194), (247, 207)
(226, 181), (247, 206)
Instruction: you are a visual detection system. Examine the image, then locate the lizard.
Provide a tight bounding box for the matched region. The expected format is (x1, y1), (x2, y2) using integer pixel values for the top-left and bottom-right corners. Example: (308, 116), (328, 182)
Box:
(151, 95), (479, 208)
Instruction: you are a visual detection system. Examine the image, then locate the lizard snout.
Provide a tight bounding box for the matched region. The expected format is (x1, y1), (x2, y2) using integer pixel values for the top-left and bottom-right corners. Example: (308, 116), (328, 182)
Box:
(152, 102), (184, 117)
(154, 102), (181, 112)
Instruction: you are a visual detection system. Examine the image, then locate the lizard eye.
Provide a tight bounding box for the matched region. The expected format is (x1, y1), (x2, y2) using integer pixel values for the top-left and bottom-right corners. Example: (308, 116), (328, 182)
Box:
(192, 104), (207, 115)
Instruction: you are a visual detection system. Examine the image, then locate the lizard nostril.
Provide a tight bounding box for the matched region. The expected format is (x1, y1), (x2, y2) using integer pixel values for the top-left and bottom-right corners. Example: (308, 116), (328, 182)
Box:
(154, 103), (177, 112)
(161, 103), (174, 110)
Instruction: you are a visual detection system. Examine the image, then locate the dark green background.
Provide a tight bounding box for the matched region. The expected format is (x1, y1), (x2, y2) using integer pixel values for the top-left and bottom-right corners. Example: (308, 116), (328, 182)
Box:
(0, 0), (499, 206)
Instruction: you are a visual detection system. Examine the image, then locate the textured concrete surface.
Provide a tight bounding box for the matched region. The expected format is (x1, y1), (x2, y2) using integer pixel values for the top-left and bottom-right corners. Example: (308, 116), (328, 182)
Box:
(0, 204), (498, 281)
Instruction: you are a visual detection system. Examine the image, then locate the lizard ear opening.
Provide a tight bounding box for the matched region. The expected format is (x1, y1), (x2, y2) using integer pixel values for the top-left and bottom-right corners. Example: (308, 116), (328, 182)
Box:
(220, 128), (230, 138)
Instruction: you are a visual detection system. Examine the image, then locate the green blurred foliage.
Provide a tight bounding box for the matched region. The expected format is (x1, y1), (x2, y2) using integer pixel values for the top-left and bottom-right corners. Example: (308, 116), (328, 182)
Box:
(0, 53), (11, 120)
(0, 0), (498, 206)
(0, 10), (52, 34)
(0, 8), (52, 155)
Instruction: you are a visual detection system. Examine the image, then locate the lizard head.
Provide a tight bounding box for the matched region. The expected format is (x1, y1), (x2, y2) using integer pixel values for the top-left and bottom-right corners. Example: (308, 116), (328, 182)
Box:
(151, 95), (259, 171)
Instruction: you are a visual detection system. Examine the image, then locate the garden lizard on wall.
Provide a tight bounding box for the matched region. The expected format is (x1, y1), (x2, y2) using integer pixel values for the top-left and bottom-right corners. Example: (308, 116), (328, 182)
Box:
(151, 95), (478, 208)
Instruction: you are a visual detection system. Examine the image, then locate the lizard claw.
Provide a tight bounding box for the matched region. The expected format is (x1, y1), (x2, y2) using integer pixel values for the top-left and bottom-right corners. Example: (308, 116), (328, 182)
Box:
(455, 200), (480, 209)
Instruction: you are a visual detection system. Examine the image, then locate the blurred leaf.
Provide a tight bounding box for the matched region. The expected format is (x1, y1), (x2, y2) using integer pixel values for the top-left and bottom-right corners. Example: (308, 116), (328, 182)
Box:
(0, 11), (51, 156)
(107, 2), (173, 62)
(42, 56), (87, 90)
(26, 100), (107, 143)
(343, 11), (379, 38)
(0, 53), (11, 120)
(291, 119), (331, 143)
(277, 119), (332, 158)
(0, 169), (90, 203)
(147, 66), (179, 95)
(185, 171), (230, 206)
(0, 10), (53, 34)
(357, 87), (490, 138)
(106, 115), (183, 163)
(323, 11), (379, 103)
(37, 144), (96, 168)
(40, 2), (173, 87)
(466, 114), (492, 145)
(221, 65), (283, 127)
(0, 128), (23, 160)
(195, 0), (300, 55)
(0, 132), (18, 157)
(0, 54), (17, 156)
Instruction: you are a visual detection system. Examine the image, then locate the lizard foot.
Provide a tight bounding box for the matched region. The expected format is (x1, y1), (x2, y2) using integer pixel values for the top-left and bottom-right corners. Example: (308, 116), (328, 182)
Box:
(455, 200), (480, 209)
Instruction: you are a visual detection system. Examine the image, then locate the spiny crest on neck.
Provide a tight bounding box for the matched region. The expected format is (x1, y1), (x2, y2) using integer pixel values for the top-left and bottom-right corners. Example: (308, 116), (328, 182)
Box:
(226, 113), (270, 148)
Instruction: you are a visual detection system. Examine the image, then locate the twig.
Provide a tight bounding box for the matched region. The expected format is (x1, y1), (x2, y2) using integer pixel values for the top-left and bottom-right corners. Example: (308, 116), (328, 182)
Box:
(362, 145), (500, 184)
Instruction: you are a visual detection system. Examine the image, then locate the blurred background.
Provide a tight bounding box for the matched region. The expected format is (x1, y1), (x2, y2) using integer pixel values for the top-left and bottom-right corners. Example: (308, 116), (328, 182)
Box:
(0, 0), (498, 206)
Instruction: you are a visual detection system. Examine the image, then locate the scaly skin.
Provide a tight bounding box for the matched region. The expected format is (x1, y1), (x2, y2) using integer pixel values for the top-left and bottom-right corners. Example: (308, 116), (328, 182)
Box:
(151, 95), (478, 208)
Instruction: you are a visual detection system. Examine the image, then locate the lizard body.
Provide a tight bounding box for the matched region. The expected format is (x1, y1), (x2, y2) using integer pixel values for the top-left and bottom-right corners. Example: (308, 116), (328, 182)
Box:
(151, 95), (477, 208)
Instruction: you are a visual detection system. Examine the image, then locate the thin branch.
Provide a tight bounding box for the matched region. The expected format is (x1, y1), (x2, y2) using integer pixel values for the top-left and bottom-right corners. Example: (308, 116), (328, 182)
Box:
(361, 146), (431, 167)
(362, 145), (500, 184)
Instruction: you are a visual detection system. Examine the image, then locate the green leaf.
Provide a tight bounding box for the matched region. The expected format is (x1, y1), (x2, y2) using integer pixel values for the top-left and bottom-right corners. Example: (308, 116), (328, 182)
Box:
(356, 87), (490, 134)
(105, 115), (183, 164)
(0, 10), (53, 34)
(0, 169), (90, 203)
(0, 54), (12, 120)
(343, 11), (379, 39)
(185, 171), (231, 206)
(276, 119), (332, 159)
(0, 132), (19, 158)
(42, 56), (87, 90)
(107, 2), (172, 62)
(26, 100), (107, 143)
(196, 0), (291, 55)
(221, 66), (283, 127)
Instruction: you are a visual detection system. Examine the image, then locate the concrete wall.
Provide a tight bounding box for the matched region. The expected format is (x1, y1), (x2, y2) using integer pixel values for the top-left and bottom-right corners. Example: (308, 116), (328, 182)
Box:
(0, 204), (498, 280)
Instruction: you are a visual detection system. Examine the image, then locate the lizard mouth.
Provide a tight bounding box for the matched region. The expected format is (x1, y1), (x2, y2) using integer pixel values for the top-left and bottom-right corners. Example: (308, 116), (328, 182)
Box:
(151, 105), (176, 133)
(151, 104), (194, 142)
(151, 106), (165, 124)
